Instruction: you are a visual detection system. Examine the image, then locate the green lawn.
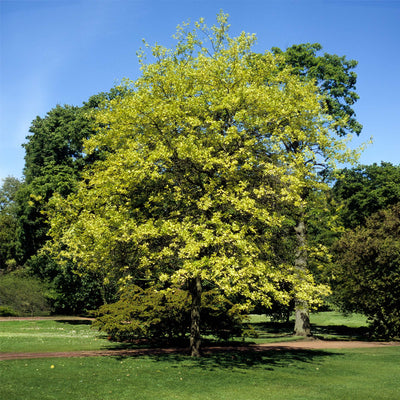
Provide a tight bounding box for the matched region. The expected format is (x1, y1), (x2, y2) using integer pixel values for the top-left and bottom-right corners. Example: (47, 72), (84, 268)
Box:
(1, 313), (399, 399)
(246, 312), (370, 343)
(0, 319), (116, 353)
(0, 312), (373, 354)
(1, 347), (400, 400)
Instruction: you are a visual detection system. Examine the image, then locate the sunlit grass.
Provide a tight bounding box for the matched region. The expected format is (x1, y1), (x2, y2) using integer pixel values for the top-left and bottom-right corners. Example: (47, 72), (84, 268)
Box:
(0, 320), (116, 353)
(1, 347), (400, 400)
(0, 312), (374, 354)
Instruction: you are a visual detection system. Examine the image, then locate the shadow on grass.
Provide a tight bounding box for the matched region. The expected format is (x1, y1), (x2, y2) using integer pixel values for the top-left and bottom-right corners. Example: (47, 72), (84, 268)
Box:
(115, 348), (341, 371)
(311, 324), (370, 340)
(55, 319), (93, 326)
(250, 320), (370, 341)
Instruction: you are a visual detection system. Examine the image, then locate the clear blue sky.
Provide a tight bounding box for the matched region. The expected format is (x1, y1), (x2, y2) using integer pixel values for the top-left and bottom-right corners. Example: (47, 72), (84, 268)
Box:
(1, 0), (399, 182)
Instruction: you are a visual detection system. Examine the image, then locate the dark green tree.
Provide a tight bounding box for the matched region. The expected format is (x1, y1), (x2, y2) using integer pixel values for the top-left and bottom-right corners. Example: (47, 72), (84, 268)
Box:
(270, 43), (362, 335)
(272, 43), (362, 137)
(332, 204), (400, 338)
(13, 89), (127, 313)
(18, 87), (130, 261)
(0, 177), (23, 269)
(333, 162), (400, 229)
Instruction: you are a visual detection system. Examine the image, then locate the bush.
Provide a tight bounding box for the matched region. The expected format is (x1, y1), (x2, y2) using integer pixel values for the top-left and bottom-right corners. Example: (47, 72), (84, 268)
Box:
(93, 286), (246, 342)
(0, 305), (18, 316)
(0, 271), (52, 316)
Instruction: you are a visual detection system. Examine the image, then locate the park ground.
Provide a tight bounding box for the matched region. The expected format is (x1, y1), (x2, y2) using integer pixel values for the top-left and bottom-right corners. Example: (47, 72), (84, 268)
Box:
(1, 313), (399, 400)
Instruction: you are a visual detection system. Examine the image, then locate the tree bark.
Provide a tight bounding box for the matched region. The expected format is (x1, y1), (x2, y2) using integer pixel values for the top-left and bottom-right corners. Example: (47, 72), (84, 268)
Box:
(189, 275), (202, 357)
(293, 218), (312, 336)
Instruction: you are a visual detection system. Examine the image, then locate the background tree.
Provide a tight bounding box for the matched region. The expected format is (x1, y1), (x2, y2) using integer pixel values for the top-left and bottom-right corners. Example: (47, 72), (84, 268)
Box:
(48, 13), (357, 355)
(9, 90), (127, 313)
(0, 270), (52, 316)
(270, 42), (362, 335)
(272, 43), (362, 137)
(332, 204), (400, 338)
(333, 162), (400, 229)
(0, 177), (23, 270)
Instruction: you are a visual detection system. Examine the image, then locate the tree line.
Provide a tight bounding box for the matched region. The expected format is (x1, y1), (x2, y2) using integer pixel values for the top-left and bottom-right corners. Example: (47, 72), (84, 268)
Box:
(1, 13), (399, 356)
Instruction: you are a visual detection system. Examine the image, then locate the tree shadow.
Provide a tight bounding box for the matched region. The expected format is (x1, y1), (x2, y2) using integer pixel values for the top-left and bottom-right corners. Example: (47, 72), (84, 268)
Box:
(55, 319), (93, 326)
(311, 324), (370, 340)
(114, 347), (341, 371)
(249, 320), (371, 341)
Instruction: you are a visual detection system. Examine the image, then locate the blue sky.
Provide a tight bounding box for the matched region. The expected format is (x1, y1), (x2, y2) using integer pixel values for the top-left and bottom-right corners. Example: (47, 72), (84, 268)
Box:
(1, 0), (399, 182)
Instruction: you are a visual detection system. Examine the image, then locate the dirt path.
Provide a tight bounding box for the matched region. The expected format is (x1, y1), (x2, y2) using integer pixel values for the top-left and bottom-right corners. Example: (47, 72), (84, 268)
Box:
(1, 340), (399, 361)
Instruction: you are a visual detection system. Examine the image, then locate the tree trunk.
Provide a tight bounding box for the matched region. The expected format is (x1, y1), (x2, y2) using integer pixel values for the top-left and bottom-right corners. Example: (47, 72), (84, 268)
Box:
(189, 275), (202, 357)
(294, 298), (311, 336)
(293, 218), (312, 336)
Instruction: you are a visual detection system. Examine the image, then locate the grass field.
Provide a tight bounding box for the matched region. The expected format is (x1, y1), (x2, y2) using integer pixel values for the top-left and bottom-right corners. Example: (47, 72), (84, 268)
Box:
(1, 313), (399, 400)
(2, 347), (400, 399)
(0, 319), (115, 353)
(0, 312), (370, 354)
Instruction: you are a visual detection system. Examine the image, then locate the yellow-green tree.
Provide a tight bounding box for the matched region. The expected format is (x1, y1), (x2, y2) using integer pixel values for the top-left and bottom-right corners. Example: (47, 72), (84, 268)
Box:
(48, 13), (355, 356)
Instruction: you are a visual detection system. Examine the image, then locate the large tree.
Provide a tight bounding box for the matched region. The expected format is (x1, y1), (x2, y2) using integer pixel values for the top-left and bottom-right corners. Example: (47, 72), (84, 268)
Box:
(271, 43), (362, 335)
(272, 43), (362, 137)
(48, 13), (357, 355)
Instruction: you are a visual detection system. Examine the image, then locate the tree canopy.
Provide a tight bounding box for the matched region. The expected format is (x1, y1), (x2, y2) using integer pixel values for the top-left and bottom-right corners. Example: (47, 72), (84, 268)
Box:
(333, 162), (400, 229)
(48, 13), (359, 355)
(332, 203), (400, 338)
(272, 43), (362, 137)
(0, 177), (23, 269)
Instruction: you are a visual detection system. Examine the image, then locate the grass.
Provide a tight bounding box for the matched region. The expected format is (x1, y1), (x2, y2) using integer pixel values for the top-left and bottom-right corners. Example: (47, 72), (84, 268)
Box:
(245, 311), (370, 343)
(1, 347), (400, 399)
(1, 312), (399, 399)
(0, 319), (118, 353)
(0, 312), (372, 354)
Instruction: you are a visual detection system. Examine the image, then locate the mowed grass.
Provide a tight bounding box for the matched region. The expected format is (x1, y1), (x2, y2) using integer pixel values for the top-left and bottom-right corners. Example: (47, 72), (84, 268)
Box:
(1, 313), (399, 399)
(1, 347), (400, 400)
(0, 319), (117, 353)
(0, 312), (375, 354)
(246, 312), (370, 343)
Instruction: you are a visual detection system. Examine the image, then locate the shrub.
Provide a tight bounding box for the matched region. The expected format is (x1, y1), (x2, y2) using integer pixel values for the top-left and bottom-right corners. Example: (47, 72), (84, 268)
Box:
(93, 286), (246, 342)
(0, 305), (18, 316)
(0, 271), (52, 316)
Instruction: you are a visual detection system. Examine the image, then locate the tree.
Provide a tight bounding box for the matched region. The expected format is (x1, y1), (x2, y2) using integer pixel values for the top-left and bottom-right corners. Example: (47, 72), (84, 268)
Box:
(332, 204), (400, 338)
(0, 177), (23, 269)
(18, 87), (128, 262)
(272, 43), (362, 137)
(48, 13), (355, 356)
(13, 90), (128, 313)
(271, 43), (362, 335)
(333, 162), (400, 229)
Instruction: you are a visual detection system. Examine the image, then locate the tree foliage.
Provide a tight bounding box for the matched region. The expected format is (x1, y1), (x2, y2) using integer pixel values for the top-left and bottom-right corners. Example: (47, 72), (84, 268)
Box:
(0, 271), (52, 316)
(332, 204), (400, 339)
(272, 43), (362, 137)
(48, 13), (357, 354)
(333, 162), (400, 229)
(269, 42), (362, 335)
(93, 286), (244, 342)
(0, 177), (23, 269)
